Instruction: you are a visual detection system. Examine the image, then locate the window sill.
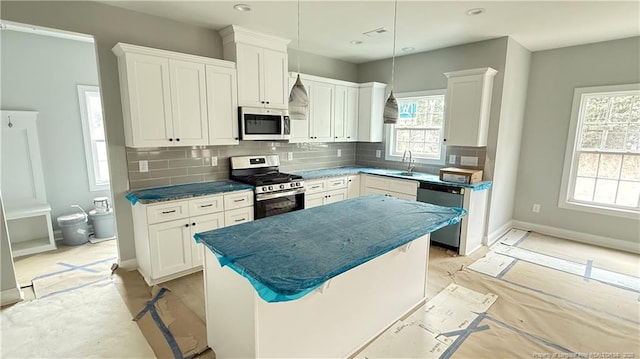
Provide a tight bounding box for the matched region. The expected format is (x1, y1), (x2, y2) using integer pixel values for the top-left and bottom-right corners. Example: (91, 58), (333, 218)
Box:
(558, 200), (639, 220)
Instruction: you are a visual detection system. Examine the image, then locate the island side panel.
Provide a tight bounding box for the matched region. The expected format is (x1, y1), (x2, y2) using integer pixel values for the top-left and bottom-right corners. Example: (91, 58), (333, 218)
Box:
(204, 249), (256, 358)
(460, 188), (488, 255)
(254, 234), (430, 358)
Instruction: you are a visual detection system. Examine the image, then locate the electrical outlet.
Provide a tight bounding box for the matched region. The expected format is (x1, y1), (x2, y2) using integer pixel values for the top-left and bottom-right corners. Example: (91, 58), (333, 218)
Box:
(461, 156), (478, 166)
(376, 150), (381, 158)
(287, 152), (293, 161)
(211, 156), (218, 167)
(532, 204), (541, 213)
(449, 155), (456, 164)
(337, 149), (342, 157)
(138, 160), (148, 173)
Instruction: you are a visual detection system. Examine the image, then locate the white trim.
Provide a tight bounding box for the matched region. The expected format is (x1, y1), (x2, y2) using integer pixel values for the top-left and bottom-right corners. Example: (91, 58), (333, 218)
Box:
(512, 220), (640, 254)
(384, 89), (447, 166)
(0, 20), (94, 43)
(112, 42), (235, 68)
(1, 287), (23, 306)
(77, 85), (110, 192)
(558, 83), (640, 219)
(485, 220), (513, 247)
(118, 258), (138, 270)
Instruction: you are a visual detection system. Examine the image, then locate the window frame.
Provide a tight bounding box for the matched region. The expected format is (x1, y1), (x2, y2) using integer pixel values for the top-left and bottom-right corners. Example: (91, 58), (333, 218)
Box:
(558, 83), (640, 219)
(384, 89), (446, 165)
(77, 84), (110, 192)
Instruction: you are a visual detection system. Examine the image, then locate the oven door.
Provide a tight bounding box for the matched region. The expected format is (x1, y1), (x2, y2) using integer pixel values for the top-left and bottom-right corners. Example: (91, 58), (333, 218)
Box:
(255, 189), (305, 219)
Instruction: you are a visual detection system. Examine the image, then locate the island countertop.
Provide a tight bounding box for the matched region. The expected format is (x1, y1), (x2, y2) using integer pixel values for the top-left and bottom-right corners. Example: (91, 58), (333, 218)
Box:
(195, 194), (465, 302)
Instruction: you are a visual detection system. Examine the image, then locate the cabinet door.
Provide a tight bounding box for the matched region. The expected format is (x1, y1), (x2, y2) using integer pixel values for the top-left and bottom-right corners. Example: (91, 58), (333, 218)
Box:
(125, 53), (173, 147)
(444, 75), (484, 146)
(289, 76), (311, 143)
(190, 212), (225, 267)
(148, 219), (192, 278)
(347, 175), (360, 199)
(345, 86), (359, 141)
(262, 49), (288, 109)
(169, 59), (208, 145)
(305, 192), (325, 209)
(235, 43), (263, 108)
(308, 80), (334, 142)
(207, 65), (239, 145)
(333, 86), (347, 142)
(325, 189), (347, 205)
(225, 207), (254, 226)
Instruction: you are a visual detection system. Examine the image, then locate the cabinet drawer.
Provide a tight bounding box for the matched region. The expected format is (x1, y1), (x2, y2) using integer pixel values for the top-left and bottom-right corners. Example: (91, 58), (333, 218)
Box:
(189, 195), (224, 216)
(327, 176), (348, 190)
(224, 207), (254, 226)
(388, 180), (417, 196)
(305, 179), (327, 194)
(224, 191), (254, 210)
(147, 201), (189, 224)
(363, 175), (389, 190)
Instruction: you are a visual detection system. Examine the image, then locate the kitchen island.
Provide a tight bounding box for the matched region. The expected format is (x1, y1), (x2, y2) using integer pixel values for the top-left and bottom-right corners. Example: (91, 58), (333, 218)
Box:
(195, 195), (465, 358)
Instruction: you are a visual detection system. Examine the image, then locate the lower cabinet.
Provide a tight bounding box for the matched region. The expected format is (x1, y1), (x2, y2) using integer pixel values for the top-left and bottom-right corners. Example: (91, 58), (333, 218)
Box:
(361, 174), (418, 200)
(304, 176), (349, 209)
(132, 189), (253, 285)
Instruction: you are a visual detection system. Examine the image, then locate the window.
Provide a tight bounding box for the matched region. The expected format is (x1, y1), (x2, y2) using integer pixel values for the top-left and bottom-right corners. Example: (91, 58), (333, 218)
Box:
(559, 84), (640, 218)
(77, 85), (110, 191)
(385, 90), (446, 164)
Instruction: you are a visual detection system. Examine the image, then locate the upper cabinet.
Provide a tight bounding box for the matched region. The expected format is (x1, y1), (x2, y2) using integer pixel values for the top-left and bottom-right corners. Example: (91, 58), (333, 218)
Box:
(358, 82), (386, 142)
(113, 43), (239, 148)
(219, 25), (290, 110)
(443, 67), (497, 147)
(334, 85), (359, 142)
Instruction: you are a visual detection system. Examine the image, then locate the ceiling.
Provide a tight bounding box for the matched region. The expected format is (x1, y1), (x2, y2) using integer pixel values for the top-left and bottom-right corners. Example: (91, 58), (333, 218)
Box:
(101, 1), (640, 64)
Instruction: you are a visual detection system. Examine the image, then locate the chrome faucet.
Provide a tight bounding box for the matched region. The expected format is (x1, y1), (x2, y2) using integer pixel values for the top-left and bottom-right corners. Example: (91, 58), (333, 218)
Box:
(402, 150), (415, 174)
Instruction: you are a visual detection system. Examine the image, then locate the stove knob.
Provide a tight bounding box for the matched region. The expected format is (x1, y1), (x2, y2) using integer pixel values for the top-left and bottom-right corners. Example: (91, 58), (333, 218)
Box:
(296, 182), (301, 187)
(290, 183), (295, 188)
(262, 187), (267, 192)
(279, 184), (285, 189)
(268, 186), (273, 191)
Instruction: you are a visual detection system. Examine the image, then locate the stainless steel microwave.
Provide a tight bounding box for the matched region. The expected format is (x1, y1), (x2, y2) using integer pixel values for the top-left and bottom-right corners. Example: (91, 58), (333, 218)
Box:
(239, 107), (290, 141)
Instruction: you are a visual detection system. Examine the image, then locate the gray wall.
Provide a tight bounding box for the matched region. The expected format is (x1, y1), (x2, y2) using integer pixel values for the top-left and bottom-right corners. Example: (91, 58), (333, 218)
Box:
(288, 48), (358, 82)
(1, 0), (223, 264)
(0, 30), (110, 230)
(514, 37), (640, 245)
(485, 38), (531, 239)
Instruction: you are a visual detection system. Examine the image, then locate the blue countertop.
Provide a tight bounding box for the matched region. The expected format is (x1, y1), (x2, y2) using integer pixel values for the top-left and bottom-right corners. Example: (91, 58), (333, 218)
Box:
(126, 180), (254, 205)
(294, 166), (492, 191)
(195, 194), (465, 303)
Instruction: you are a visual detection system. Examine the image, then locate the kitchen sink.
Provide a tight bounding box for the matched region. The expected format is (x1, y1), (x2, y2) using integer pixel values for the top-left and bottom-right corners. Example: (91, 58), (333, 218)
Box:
(392, 171), (423, 177)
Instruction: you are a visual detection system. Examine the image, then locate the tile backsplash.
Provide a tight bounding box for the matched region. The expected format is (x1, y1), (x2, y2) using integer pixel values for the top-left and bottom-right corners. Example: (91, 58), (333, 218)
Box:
(126, 142), (356, 189)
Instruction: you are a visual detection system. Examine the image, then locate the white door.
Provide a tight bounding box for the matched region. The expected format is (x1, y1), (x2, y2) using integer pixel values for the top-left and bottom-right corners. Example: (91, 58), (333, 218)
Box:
(308, 80), (334, 142)
(345, 86), (359, 141)
(148, 219), (193, 278)
(169, 59), (208, 145)
(190, 212), (225, 267)
(207, 65), (239, 145)
(333, 86), (347, 142)
(125, 53), (173, 147)
(263, 49), (288, 109)
(325, 189), (347, 205)
(236, 43), (263, 108)
(347, 175), (360, 199)
(444, 75), (484, 146)
(305, 192), (325, 209)
(289, 76), (311, 143)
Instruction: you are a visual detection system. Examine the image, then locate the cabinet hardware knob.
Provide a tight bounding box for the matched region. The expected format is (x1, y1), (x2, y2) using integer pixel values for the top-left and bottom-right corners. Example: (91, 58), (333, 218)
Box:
(335, 137), (338, 139)
(185, 224), (190, 227)
(169, 138), (173, 142)
(176, 138), (180, 141)
(347, 136), (351, 139)
(235, 137), (239, 140)
(192, 222), (196, 226)
(443, 139), (447, 142)
(266, 101), (270, 104)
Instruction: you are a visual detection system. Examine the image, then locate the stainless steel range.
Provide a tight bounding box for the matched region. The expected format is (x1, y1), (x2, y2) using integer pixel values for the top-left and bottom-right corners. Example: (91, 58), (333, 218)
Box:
(230, 155), (305, 219)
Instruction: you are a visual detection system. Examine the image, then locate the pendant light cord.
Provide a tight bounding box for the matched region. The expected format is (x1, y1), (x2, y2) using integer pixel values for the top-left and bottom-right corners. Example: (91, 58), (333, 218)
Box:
(390, 0), (398, 91)
(297, 0), (301, 74)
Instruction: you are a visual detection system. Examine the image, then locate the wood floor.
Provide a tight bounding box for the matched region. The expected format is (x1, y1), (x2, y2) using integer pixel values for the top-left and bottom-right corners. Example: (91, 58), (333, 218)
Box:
(2, 231), (638, 358)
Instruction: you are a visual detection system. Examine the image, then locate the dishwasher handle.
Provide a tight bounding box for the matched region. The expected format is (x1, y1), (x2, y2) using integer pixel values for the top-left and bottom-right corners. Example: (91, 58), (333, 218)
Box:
(419, 182), (465, 194)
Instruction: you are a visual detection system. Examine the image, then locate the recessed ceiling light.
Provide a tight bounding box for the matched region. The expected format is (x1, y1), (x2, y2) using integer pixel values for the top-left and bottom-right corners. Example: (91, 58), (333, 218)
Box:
(363, 27), (388, 37)
(401, 47), (415, 52)
(350, 40), (363, 45)
(466, 8), (485, 16)
(233, 4), (251, 12)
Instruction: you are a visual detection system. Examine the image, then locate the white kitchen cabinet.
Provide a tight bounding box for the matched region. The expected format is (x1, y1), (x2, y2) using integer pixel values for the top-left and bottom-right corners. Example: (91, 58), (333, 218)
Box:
(346, 175), (360, 199)
(113, 43), (237, 148)
(304, 177), (348, 208)
(443, 67), (497, 147)
(358, 82), (386, 142)
(207, 65), (239, 145)
(334, 85), (359, 142)
(131, 189), (254, 285)
(219, 25), (290, 110)
(361, 174), (418, 201)
(308, 80), (334, 142)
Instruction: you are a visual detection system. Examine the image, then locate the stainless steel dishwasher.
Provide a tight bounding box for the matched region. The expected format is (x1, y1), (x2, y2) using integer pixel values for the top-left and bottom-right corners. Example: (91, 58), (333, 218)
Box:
(417, 182), (464, 251)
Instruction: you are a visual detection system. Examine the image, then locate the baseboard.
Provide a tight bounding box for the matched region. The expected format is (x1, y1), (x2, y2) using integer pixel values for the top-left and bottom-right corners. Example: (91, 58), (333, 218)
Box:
(118, 258), (138, 270)
(485, 220), (513, 247)
(1, 287), (23, 306)
(511, 220), (640, 254)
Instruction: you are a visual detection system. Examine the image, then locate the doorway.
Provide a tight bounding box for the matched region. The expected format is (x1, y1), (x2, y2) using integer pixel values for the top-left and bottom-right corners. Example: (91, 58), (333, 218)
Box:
(0, 21), (119, 300)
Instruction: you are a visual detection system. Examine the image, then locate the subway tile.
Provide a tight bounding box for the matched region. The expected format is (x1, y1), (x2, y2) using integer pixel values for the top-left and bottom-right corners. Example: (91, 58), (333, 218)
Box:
(147, 149), (188, 160)
(204, 173), (229, 182)
(129, 178), (171, 190)
(171, 175), (206, 185)
(188, 166), (217, 175)
(128, 171), (150, 181)
(168, 157), (204, 168)
(147, 168), (188, 179)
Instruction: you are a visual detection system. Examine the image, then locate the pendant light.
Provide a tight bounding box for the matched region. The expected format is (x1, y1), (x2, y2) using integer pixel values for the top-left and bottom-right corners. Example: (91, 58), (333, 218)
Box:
(383, 0), (399, 124)
(288, 0), (308, 121)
